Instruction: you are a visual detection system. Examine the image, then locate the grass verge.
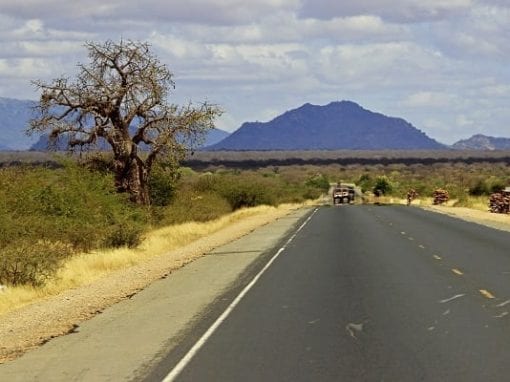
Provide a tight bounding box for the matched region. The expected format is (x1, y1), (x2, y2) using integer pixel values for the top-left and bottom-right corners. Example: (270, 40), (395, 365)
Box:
(0, 203), (306, 316)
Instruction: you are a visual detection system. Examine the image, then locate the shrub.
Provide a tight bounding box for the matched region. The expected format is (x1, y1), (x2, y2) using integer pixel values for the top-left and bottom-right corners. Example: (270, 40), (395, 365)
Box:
(469, 179), (488, 196)
(0, 162), (148, 252)
(373, 176), (393, 195)
(0, 240), (72, 287)
(305, 173), (330, 192)
(103, 220), (145, 248)
(357, 173), (373, 193)
(148, 163), (180, 206)
(217, 180), (276, 210)
(157, 190), (232, 225)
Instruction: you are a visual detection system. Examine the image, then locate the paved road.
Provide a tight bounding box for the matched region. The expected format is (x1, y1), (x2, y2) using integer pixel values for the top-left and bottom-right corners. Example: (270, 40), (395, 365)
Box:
(155, 205), (510, 382)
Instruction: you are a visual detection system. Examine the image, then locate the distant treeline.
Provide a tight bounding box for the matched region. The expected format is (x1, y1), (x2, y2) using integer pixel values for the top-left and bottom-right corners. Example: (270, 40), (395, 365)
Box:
(183, 150), (510, 169)
(2, 150), (510, 169)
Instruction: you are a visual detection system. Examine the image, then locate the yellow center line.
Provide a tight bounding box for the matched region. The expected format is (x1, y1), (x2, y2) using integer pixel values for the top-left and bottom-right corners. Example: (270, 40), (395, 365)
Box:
(433, 255), (442, 260)
(452, 268), (463, 276)
(479, 289), (496, 299)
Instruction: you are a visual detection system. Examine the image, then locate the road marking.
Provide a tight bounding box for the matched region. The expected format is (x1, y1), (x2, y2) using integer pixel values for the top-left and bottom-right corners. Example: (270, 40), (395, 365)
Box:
(400, 232), (406, 235)
(496, 299), (510, 307)
(479, 289), (496, 299)
(439, 294), (465, 303)
(408, 237), (414, 241)
(162, 208), (318, 382)
(433, 255), (442, 261)
(494, 312), (509, 318)
(418, 245), (425, 249)
(452, 269), (463, 276)
(346, 322), (366, 339)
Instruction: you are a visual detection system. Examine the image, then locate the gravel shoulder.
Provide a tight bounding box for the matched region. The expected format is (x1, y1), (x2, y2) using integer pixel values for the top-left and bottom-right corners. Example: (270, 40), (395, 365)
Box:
(0, 205), (306, 364)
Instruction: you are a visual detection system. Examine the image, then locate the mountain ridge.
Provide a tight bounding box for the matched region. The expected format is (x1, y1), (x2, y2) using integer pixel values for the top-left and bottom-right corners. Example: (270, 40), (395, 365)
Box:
(0, 97), (39, 150)
(0, 97), (229, 151)
(207, 101), (446, 150)
(451, 134), (510, 150)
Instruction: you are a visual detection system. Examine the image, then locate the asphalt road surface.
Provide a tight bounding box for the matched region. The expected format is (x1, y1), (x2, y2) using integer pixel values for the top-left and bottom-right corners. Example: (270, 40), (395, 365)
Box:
(153, 205), (510, 382)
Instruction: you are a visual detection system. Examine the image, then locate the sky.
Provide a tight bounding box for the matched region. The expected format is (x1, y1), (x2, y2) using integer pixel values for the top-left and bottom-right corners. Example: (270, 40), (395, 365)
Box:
(0, 0), (509, 144)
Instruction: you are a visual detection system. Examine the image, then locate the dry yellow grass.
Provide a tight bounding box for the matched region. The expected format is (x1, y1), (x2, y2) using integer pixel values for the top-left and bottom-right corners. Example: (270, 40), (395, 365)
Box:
(0, 203), (305, 316)
(373, 195), (490, 211)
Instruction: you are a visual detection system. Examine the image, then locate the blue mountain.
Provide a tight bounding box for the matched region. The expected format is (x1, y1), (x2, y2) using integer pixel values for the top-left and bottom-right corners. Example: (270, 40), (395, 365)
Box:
(30, 126), (229, 151)
(208, 101), (446, 150)
(0, 97), (228, 151)
(0, 97), (39, 150)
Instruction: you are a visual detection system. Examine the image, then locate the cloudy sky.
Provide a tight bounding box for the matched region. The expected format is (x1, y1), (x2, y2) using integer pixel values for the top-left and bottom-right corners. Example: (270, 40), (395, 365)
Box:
(0, 0), (509, 144)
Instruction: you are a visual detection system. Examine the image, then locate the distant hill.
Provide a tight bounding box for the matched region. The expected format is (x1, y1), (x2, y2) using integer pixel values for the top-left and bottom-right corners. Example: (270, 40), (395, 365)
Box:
(207, 101), (445, 151)
(30, 127), (229, 151)
(0, 96), (228, 152)
(202, 128), (230, 147)
(0, 97), (39, 150)
(451, 134), (510, 150)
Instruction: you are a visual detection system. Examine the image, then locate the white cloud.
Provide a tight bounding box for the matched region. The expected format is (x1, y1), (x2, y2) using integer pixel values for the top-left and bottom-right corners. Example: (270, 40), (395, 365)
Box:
(427, 4), (510, 59)
(402, 92), (459, 108)
(299, 0), (473, 23)
(455, 114), (475, 127)
(0, 0), (509, 142)
(480, 84), (510, 96)
(0, 0), (300, 26)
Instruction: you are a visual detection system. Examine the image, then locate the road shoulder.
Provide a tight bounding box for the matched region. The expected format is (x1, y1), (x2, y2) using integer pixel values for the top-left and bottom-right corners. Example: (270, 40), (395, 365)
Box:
(0, 207), (313, 381)
(422, 205), (510, 233)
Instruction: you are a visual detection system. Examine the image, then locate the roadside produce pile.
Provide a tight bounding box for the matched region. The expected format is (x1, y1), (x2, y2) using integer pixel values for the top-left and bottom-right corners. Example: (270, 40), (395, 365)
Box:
(489, 192), (510, 214)
(432, 189), (449, 205)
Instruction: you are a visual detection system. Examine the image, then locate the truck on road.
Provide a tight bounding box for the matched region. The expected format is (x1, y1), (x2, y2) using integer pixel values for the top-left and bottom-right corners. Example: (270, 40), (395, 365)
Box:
(333, 184), (355, 205)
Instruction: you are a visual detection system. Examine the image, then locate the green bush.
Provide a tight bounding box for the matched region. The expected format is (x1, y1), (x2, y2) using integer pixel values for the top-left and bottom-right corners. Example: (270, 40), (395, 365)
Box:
(373, 176), (393, 195)
(218, 180), (276, 210)
(469, 179), (489, 196)
(0, 162), (148, 252)
(305, 173), (330, 192)
(157, 190), (232, 225)
(148, 163), (180, 207)
(103, 220), (145, 248)
(357, 173), (373, 193)
(0, 240), (72, 286)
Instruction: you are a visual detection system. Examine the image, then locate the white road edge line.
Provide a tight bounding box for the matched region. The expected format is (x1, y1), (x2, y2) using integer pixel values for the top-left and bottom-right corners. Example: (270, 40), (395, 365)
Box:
(162, 207), (319, 382)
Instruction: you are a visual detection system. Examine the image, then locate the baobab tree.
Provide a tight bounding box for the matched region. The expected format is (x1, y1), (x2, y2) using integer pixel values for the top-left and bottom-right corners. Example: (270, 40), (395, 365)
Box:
(30, 40), (221, 205)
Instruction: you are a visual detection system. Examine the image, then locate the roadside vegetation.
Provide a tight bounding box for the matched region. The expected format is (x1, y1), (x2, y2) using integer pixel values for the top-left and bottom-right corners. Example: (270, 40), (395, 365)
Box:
(1, 151), (509, 315)
(0, 157), (329, 290)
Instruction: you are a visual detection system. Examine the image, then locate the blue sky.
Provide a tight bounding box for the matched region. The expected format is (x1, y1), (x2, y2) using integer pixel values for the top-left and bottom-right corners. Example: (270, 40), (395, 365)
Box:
(0, 0), (509, 144)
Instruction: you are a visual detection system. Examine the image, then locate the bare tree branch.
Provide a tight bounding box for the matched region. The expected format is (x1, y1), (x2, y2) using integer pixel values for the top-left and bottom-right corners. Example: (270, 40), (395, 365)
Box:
(30, 39), (222, 204)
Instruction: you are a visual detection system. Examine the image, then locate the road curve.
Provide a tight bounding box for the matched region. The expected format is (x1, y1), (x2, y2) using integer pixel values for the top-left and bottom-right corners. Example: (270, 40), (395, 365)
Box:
(155, 205), (510, 382)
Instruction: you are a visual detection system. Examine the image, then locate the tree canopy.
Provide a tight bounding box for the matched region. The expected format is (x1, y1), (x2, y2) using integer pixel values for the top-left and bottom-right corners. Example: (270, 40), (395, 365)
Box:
(30, 39), (221, 204)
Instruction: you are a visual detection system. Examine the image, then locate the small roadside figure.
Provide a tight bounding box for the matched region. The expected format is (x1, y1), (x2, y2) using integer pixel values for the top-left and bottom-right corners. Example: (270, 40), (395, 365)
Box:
(406, 189), (418, 206)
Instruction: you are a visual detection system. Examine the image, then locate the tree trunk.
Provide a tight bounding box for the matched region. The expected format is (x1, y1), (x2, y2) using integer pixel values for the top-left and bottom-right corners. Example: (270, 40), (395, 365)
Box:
(113, 155), (150, 205)
(127, 158), (150, 205)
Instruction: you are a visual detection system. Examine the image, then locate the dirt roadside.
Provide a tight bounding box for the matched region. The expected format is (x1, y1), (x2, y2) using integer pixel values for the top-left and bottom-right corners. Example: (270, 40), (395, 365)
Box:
(423, 205), (510, 233)
(0, 205), (305, 363)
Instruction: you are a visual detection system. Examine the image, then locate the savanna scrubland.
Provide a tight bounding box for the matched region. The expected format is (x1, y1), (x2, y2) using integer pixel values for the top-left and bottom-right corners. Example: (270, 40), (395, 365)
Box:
(0, 150), (509, 313)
